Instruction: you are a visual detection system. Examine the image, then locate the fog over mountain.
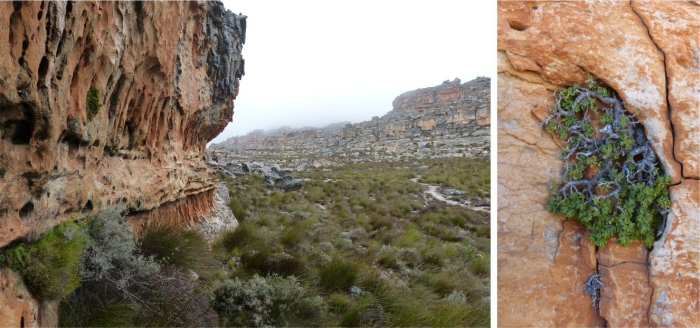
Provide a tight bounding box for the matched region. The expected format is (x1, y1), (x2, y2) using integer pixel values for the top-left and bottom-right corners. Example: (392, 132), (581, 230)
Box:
(212, 0), (495, 143)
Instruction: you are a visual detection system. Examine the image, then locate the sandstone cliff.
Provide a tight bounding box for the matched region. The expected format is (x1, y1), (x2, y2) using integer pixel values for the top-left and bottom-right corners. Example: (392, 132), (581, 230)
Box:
(213, 77), (490, 162)
(1, 1), (244, 324)
(497, 1), (698, 327)
(0, 0), (243, 250)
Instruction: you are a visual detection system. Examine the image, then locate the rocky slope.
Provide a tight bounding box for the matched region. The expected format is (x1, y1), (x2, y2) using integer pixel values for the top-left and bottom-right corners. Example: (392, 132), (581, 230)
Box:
(212, 77), (490, 163)
(0, 1), (243, 324)
(497, 2), (698, 327)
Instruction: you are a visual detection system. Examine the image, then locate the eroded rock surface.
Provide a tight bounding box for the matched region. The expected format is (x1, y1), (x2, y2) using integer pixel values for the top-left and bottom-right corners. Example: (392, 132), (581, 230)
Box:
(498, 1), (698, 327)
(213, 77), (490, 162)
(0, 1), (244, 247)
(0, 268), (40, 327)
(649, 180), (700, 327)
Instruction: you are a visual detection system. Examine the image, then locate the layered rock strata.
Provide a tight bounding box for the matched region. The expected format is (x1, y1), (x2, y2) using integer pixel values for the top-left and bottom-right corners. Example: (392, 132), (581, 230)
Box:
(213, 77), (490, 162)
(0, 0), (244, 250)
(498, 1), (698, 327)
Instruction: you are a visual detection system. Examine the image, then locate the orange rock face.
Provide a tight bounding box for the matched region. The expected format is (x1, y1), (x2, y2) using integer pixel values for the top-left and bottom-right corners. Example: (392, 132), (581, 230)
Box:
(649, 180), (700, 327)
(631, 2), (700, 179)
(598, 240), (652, 328)
(0, 269), (40, 327)
(0, 1), (244, 246)
(393, 78), (489, 126)
(497, 54), (604, 327)
(498, 1), (698, 326)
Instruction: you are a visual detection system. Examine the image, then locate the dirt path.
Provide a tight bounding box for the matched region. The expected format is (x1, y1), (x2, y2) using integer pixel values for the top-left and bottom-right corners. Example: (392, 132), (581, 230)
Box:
(411, 177), (490, 213)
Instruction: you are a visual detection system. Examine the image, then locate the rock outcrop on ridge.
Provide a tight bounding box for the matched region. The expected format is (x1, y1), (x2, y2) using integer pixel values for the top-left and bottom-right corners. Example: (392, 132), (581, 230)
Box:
(497, 2), (698, 327)
(213, 77), (490, 162)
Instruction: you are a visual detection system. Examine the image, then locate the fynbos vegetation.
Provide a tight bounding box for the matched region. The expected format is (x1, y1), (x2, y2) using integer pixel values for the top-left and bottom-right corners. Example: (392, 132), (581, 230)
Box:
(213, 157), (490, 326)
(0, 157), (489, 327)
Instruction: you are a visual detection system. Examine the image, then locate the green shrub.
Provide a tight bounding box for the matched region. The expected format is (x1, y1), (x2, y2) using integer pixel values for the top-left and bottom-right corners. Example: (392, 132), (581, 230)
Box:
(219, 224), (260, 252)
(86, 86), (101, 121)
(280, 226), (303, 248)
(327, 292), (352, 313)
(468, 256), (490, 277)
(395, 227), (422, 248)
(339, 295), (382, 327)
(61, 209), (217, 327)
(212, 274), (308, 327)
(0, 220), (88, 300)
(319, 257), (359, 291)
(229, 200), (247, 221)
(544, 76), (670, 247)
(138, 222), (210, 272)
(80, 208), (160, 283)
(242, 251), (304, 277)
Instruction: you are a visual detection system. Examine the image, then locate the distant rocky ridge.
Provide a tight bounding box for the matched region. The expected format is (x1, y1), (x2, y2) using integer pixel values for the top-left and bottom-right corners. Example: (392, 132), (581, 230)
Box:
(211, 77), (490, 163)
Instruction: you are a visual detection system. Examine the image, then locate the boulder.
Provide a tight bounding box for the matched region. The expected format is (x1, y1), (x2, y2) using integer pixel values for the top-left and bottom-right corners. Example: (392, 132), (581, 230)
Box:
(443, 189), (466, 196)
(273, 176), (303, 192)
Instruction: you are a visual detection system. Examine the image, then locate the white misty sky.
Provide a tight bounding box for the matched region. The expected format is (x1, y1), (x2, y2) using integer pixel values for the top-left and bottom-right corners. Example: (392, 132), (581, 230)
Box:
(212, 0), (495, 144)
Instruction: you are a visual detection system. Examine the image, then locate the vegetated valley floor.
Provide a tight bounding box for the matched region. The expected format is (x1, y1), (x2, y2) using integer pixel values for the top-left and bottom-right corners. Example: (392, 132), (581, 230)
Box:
(216, 156), (490, 326)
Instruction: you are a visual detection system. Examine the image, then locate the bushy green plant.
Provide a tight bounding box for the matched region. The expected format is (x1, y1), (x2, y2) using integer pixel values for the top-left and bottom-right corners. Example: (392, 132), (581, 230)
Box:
(319, 257), (360, 291)
(138, 222), (210, 272)
(218, 224), (262, 252)
(212, 274), (309, 327)
(544, 75), (670, 247)
(339, 294), (382, 327)
(86, 86), (101, 121)
(229, 199), (247, 221)
(468, 255), (490, 277)
(80, 208), (160, 284)
(0, 220), (88, 300)
(61, 208), (217, 327)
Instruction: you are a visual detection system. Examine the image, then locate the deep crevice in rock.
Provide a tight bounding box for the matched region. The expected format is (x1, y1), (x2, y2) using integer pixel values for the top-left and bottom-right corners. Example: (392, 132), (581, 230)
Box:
(629, 2), (683, 182)
(38, 56), (49, 85)
(628, 4), (681, 325)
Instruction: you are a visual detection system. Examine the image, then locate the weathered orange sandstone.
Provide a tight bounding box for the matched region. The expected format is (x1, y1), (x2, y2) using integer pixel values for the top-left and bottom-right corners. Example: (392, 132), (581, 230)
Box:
(498, 1), (698, 327)
(0, 1), (243, 247)
(0, 1), (243, 324)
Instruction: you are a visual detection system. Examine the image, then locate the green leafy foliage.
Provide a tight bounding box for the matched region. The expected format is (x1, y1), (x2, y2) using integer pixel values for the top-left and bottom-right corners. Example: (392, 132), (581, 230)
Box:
(544, 75), (671, 247)
(0, 220), (88, 300)
(86, 86), (102, 121)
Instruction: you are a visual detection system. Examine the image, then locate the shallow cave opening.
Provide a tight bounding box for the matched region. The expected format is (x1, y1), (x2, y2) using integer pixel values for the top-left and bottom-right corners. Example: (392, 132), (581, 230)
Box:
(19, 201), (34, 219)
(10, 120), (32, 144)
(38, 56), (49, 84)
(82, 200), (93, 213)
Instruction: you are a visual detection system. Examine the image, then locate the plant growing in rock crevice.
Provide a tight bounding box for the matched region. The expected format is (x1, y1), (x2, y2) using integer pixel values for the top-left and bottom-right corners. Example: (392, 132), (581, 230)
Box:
(86, 86), (101, 121)
(544, 75), (670, 247)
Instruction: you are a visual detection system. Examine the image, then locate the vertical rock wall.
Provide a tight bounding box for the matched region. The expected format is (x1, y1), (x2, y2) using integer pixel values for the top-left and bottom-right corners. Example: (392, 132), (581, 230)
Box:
(0, 1), (244, 248)
(498, 1), (698, 327)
